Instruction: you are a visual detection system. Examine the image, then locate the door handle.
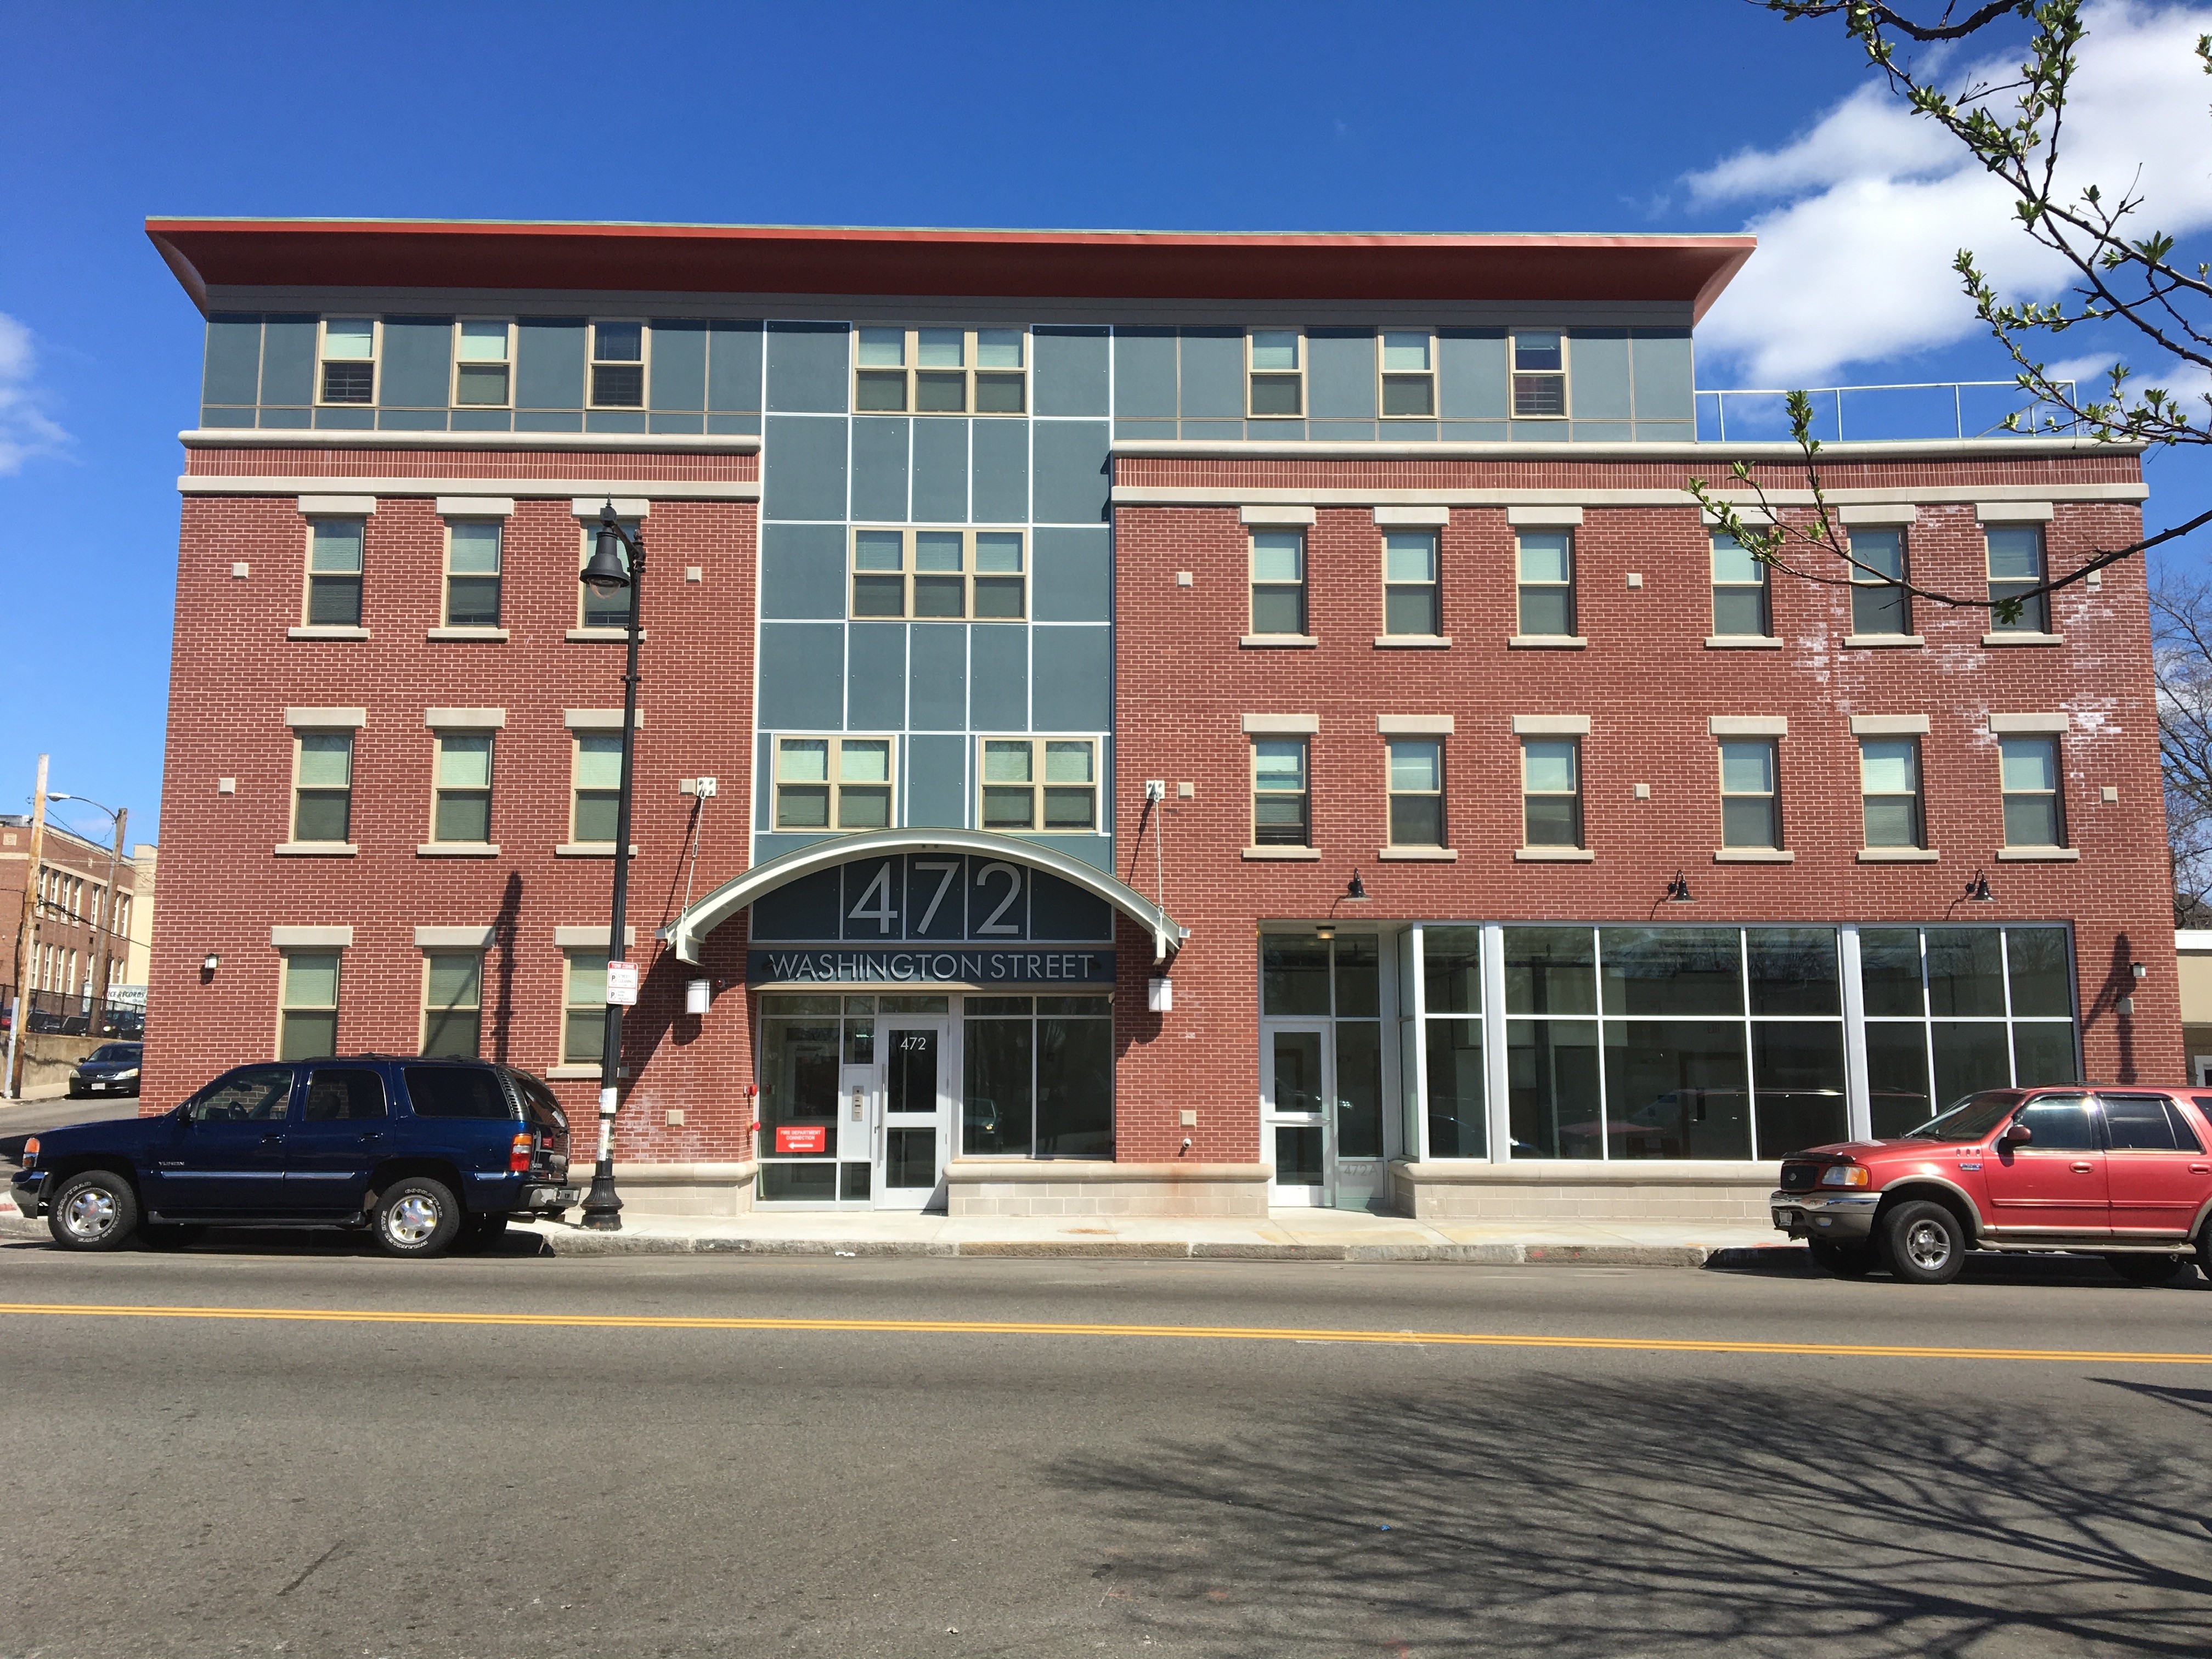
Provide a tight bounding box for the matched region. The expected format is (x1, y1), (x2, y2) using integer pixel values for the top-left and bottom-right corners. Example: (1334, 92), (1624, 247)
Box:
(2071, 1161), (2094, 1173)
(2192, 1164), (2209, 1174)
(360, 1131), (384, 1143)
(261, 1133), (285, 1146)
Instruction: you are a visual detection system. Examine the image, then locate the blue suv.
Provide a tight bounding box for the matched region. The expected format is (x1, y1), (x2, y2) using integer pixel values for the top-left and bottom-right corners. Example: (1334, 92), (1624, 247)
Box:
(9, 1056), (578, 1258)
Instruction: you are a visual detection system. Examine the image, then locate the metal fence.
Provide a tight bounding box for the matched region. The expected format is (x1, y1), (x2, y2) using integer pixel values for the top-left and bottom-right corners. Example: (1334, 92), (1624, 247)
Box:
(1694, 381), (2083, 444)
(0, 986), (144, 1040)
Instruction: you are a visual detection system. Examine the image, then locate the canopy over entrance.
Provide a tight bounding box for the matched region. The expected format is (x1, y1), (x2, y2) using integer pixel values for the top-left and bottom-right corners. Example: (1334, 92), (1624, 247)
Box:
(662, 828), (1188, 966)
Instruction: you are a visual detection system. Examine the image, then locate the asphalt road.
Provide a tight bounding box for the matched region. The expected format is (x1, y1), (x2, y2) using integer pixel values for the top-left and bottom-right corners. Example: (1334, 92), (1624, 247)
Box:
(2, 1240), (2209, 1658)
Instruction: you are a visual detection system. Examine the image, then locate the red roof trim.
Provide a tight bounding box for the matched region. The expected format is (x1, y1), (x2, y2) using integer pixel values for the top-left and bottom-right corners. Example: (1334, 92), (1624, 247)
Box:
(146, 219), (1754, 320)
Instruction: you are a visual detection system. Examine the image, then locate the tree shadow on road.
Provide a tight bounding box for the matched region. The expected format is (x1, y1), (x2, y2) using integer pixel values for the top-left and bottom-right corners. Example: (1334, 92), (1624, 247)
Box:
(1055, 1375), (2212, 1657)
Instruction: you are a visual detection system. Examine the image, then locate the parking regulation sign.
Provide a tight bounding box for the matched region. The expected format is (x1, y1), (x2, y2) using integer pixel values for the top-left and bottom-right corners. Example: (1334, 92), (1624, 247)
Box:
(604, 961), (639, 1006)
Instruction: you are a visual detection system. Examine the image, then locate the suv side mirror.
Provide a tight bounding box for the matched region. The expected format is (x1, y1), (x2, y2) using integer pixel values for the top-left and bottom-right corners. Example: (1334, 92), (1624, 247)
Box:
(2001, 1121), (2033, 1146)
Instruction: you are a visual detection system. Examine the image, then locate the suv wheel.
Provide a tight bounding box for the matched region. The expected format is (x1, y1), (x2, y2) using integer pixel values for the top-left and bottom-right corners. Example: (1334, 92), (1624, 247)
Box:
(1807, 1240), (1877, 1278)
(374, 1177), (461, 1259)
(1881, 1199), (1966, 1285)
(2104, 1252), (2191, 1285)
(48, 1170), (140, 1252)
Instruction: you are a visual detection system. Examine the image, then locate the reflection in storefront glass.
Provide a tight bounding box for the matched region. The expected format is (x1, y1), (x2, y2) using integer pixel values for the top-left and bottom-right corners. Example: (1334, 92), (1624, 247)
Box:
(1508, 1018), (1601, 1158)
(1926, 929), (2007, 1017)
(1750, 1021), (1848, 1152)
(1038, 1012), (1113, 1154)
(1333, 936), (1380, 1018)
(1423, 927), (1482, 1015)
(2006, 928), (2073, 1017)
(1746, 928), (1841, 1016)
(1263, 938), (1331, 1017)
(1858, 930), (1926, 1017)
(1932, 1019), (2013, 1106)
(2012, 1020), (2080, 1085)
(1503, 928), (1596, 1015)
(760, 1015), (838, 1155)
(1602, 1020), (1752, 1160)
(1335, 1022), (1383, 1158)
(963, 1011), (1033, 1156)
(1598, 928), (1742, 1017)
(1865, 1022), (1933, 1138)
(1425, 1018), (1485, 1157)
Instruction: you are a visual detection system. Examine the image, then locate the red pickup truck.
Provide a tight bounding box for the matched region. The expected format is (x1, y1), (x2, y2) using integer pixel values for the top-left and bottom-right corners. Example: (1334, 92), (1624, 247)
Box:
(1770, 1087), (2212, 1285)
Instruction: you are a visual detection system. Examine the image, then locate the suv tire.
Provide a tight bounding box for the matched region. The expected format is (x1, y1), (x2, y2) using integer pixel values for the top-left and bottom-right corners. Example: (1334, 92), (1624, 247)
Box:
(1880, 1199), (1966, 1285)
(47, 1169), (140, 1252)
(1807, 1240), (1877, 1278)
(374, 1177), (461, 1259)
(2104, 1252), (2191, 1285)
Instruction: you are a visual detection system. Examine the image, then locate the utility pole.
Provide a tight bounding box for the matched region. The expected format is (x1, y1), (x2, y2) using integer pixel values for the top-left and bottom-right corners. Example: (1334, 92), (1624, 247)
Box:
(5, 754), (50, 1101)
(88, 806), (125, 1029)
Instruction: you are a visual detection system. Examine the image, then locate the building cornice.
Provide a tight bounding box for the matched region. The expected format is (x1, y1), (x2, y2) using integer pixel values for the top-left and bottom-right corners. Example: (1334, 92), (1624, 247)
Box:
(1108, 436), (2148, 462)
(179, 427), (759, 454)
(178, 475), (759, 501)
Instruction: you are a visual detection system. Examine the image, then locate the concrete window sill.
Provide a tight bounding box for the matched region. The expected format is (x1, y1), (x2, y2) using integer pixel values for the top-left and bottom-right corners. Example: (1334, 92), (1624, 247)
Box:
(1514, 847), (1595, 862)
(566, 627), (647, 642)
(427, 627), (510, 642)
(273, 842), (357, 856)
(417, 842), (501, 857)
(1713, 848), (1795, 863)
(287, 626), (370, 641)
(1377, 847), (1458, 861)
(1374, 634), (1452, 648)
(1508, 635), (1588, 650)
(1704, 635), (1782, 650)
(546, 1065), (605, 1081)
(1240, 634), (1318, 648)
(1242, 845), (1322, 861)
(555, 843), (639, 857)
(1982, 632), (2064, 647)
(1843, 634), (1925, 648)
(1996, 845), (2080, 861)
(1858, 847), (1940, 862)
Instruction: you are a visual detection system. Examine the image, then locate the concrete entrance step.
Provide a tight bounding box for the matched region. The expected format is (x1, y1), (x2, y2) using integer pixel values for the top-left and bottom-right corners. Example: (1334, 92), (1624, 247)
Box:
(516, 1210), (1789, 1268)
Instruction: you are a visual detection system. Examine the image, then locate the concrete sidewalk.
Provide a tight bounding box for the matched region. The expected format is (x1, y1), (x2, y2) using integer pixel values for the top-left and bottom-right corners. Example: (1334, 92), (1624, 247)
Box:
(515, 1208), (1792, 1267)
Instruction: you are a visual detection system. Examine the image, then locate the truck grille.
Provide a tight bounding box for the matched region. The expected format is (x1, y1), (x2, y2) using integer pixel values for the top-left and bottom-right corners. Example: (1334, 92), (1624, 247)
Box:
(1778, 1161), (1826, 1193)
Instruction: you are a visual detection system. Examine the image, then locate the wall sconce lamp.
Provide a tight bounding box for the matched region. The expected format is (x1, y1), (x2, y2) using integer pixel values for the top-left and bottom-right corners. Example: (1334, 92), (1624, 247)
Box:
(1313, 924), (1336, 941)
(200, 952), (221, 972)
(1664, 870), (1693, 905)
(2132, 962), (2149, 981)
(1344, 871), (1369, 901)
(1963, 870), (1994, 904)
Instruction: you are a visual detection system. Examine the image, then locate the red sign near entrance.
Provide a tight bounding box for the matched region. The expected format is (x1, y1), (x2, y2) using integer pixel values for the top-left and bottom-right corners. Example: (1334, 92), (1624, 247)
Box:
(774, 1125), (828, 1155)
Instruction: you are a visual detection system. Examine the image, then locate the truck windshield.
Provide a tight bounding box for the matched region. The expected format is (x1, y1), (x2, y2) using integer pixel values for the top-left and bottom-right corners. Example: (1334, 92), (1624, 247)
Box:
(1905, 1092), (2023, 1142)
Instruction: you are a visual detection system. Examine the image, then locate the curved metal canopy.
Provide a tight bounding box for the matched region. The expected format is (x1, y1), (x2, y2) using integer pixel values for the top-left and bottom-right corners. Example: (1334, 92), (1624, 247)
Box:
(661, 828), (1188, 966)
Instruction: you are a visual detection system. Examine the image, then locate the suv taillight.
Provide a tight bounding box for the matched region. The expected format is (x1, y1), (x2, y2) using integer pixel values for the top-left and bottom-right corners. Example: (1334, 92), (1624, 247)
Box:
(509, 1133), (532, 1173)
(21, 1137), (37, 1170)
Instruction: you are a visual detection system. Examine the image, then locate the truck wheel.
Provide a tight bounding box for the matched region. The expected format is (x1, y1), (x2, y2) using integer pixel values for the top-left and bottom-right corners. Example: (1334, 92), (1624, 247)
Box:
(47, 1170), (140, 1252)
(374, 1177), (461, 1259)
(1807, 1240), (1877, 1278)
(1880, 1200), (1966, 1285)
(2104, 1253), (2191, 1285)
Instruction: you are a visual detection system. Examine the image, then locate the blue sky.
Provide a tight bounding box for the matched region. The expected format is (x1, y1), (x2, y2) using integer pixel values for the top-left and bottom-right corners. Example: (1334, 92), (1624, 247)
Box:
(1, 0), (2204, 850)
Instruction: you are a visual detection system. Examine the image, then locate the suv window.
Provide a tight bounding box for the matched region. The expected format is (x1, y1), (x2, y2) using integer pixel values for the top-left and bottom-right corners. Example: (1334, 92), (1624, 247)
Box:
(404, 1066), (514, 1120)
(188, 1066), (295, 1123)
(504, 1070), (568, 1135)
(2014, 1096), (2097, 1150)
(1907, 1092), (2022, 1142)
(302, 1067), (388, 1122)
(2103, 1094), (2201, 1152)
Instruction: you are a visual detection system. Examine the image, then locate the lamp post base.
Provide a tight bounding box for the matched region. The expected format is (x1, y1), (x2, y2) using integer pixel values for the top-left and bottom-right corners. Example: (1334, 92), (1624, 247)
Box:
(579, 1159), (623, 1230)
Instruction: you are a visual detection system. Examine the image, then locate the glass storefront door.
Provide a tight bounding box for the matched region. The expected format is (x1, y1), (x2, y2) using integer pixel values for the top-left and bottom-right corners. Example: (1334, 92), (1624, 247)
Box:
(875, 1017), (949, 1209)
(1264, 1024), (1330, 1207)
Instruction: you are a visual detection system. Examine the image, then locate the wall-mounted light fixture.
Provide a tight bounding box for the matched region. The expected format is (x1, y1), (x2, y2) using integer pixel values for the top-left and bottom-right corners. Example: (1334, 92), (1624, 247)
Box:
(2132, 962), (2149, 981)
(685, 979), (711, 1015)
(1313, 924), (1336, 942)
(1344, 871), (1368, 901)
(1664, 870), (1693, 905)
(1963, 870), (1994, 904)
(200, 952), (221, 973)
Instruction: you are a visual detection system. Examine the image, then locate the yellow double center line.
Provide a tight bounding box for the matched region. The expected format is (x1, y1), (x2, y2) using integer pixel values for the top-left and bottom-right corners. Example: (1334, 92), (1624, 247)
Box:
(0, 1301), (2205, 1364)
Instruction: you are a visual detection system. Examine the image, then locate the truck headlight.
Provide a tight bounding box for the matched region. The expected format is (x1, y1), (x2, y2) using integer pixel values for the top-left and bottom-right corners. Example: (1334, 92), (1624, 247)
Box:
(1818, 1164), (1871, 1187)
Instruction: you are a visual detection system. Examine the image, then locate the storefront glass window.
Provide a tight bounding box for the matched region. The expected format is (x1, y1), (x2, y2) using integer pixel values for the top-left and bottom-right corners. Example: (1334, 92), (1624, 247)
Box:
(759, 995), (840, 1200)
(962, 994), (1113, 1158)
(1421, 927), (1485, 1158)
(1602, 1018), (1752, 1159)
(1599, 927), (1742, 1017)
(1263, 937), (1332, 1017)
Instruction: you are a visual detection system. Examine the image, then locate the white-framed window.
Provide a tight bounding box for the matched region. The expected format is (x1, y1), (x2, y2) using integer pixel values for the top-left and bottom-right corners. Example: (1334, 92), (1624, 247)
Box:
(1987, 526), (2049, 633)
(1379, 330), (1436, 418)
(1521, 738), (1581, 848)
(1718, 739), (1781, 849)
(571, 733), (623, 844)
(279, 951), (341, 1060)
(563, 950), (608, 1065)
(421, 953), (483, 1058)
(430, 732), (494, 844)
(579, 519), (639, 628)
(1860, 738), (1924, 848)
(1247, 329), (1304, 417)
(853, 326), (1026, 415)
(1516, 531), (1575, 637)
(773, 736), (895, 832)
(979, 737), (1099, 833)
(1252, 738), (1311, 847)
(1511, 330), (1567, 417)
(850, 527), (1025, 620)
(304, 519), (364, 627)
(444, 520), (501, 627)
(1850, 528), (1911, 635)
(589, 321), (646, 408)
(1382, 531), (1440, 636)
(1386, 738), (1444, 847)
(1711, 533), (1771, 637)
(1250, 530), (1307, 635)
(318, 318), (377, 405)
(453, 319), (513, 407)
(2000, 736), (2065, 848)
(292, 732), (354, 844)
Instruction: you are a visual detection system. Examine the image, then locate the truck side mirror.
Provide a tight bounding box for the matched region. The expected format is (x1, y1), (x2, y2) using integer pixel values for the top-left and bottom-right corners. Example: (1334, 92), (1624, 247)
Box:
(2001, 1121), (2033, 1146)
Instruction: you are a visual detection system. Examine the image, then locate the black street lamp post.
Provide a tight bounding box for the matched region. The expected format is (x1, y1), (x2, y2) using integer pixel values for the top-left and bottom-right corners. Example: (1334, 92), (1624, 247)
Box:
(577, 500), (645, 1232)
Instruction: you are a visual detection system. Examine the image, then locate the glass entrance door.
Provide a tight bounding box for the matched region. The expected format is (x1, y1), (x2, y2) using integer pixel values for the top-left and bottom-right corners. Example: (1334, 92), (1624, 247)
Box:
(875, 1019), (949, 1210)
(1265, 1025), (1331, 1207)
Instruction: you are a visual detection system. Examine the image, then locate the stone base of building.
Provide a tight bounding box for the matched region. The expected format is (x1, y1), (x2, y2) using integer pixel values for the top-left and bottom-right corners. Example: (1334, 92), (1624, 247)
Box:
(946, 1159), (1272, 1218)
(601, 1161), (759, 1217)
(1391, 1160), (1774, 1224)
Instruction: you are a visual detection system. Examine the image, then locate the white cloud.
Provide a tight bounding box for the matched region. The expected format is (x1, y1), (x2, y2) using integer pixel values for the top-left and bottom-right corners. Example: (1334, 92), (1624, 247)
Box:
(1690, 1), (2212, 386)
(0, 312), (67, 473)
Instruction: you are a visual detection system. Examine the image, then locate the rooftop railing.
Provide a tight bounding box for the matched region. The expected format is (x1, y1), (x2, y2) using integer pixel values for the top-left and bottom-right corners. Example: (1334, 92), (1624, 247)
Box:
(1694, 381), (2081, 444)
